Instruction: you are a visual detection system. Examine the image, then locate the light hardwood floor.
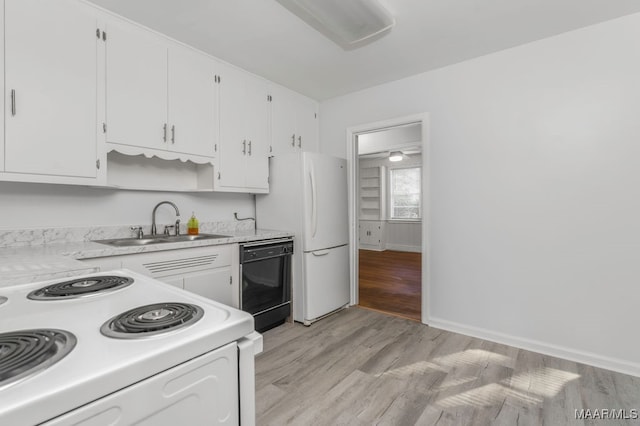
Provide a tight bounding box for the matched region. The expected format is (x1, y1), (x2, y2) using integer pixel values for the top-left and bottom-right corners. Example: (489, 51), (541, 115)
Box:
(359, 250), (422, 321)
(256, 307), (640, 425)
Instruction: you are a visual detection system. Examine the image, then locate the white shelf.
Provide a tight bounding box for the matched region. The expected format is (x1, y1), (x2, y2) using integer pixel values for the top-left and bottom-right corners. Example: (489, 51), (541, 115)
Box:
(359, 166), (385, 220)
(106, 151), (215, 192)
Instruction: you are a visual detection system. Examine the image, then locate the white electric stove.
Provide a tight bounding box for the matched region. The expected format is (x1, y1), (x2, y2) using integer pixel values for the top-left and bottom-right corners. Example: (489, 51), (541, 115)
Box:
(0, 269), (261, 425)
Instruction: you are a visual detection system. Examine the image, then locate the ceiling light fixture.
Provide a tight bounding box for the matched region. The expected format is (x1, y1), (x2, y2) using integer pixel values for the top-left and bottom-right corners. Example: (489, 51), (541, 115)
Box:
(275, 0), (395, 50)
(389, 151), (403, 162)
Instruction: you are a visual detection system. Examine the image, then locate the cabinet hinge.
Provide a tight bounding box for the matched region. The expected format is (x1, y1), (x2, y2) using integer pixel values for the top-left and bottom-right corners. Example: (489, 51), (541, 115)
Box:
(96, 29), (100, 39)
(229, 276), (232, 284)
(102, 123), (107, 133)
(214, 144), (217, 152)
(102, 31), (107, 41)
(218, 172), (221, 180)
(269, 145), (272, 153)
(96, 159), (101, 169)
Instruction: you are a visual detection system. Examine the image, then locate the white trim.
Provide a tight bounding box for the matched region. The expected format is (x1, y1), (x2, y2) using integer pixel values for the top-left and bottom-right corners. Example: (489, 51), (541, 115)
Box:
(386, 219), (422, 224)
(346, 113), (430, 323)
(428, 316), (640, 378)
(384, 244), (421, 253)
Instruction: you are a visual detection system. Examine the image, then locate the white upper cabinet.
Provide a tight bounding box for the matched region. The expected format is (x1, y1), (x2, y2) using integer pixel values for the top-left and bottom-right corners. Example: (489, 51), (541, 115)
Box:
(215, 64), (269, 193)
(106, 18), (167, 151)
(0, 1), (312, 192)
(270, 85), (319, 156)
(243, 76), (270, 190)
(168, 46), (218, 158)
(106, 18), (218, 159)
(4, 0), (98, 179)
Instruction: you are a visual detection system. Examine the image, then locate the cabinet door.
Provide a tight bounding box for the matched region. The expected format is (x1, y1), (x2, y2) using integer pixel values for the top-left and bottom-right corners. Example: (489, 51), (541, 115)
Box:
(244, 76), (270, 191)
(369, 222), (383, 246)
(4, 0), (97, 177)
(359, 222), (371, 245)
(183, 267), (234, 307)
(168, 46), (217, 157)
(106, 18), (167, 150)
(297, 97), (319, 152)
(161, 276), (184, 290)
(217, 65), (247, 188)
(270, 87), (298, 156)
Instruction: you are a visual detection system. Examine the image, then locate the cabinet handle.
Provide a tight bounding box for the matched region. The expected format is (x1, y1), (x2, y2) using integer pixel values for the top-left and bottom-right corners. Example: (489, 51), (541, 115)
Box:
(248, 140), (252, 156)
(242, 140), (246, 154)
(11, 90), (16, 116)
(298, 136), (302, 148)
(163, 123), (167, 142)
(291, 134), (296, 147)
(171, 125), (175, 144)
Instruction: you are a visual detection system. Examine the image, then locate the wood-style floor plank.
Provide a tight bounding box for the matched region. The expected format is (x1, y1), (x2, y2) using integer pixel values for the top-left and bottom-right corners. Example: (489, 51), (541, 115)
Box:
(358, 249), (421, 321)
(256, 307), (640, 425)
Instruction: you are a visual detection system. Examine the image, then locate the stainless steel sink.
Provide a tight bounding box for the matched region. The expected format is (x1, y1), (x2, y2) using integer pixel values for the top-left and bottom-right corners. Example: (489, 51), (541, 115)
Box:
(94, 233), (230, 247)
(165, 234), (230, 242)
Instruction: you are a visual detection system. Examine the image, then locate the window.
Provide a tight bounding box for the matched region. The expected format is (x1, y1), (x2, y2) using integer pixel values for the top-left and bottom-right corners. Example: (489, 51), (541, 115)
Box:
(389, 167), (421, 219)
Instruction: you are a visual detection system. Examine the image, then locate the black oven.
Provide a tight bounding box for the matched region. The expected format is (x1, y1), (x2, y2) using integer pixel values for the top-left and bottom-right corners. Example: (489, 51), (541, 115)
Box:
(239, 238), (293, 332)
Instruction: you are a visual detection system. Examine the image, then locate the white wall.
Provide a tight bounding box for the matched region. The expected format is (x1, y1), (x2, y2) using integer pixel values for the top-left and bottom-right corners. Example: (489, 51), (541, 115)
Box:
(0, 182), (254, 229)
(321, 13), (640, 375)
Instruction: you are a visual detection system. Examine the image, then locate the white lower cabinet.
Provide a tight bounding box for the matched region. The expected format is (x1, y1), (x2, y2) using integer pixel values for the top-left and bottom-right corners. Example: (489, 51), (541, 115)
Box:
(82, 245), (239, 308)
(183, 268), (235, 307)
(359, 220), (385, 251)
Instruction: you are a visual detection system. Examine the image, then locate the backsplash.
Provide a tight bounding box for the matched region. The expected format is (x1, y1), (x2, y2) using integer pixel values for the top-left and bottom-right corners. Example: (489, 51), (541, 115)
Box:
(0, 220), (256, 248)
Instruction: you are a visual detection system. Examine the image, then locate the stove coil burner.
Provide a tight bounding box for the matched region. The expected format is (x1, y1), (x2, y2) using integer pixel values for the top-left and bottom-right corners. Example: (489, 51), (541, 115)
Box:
(101, 303), (204, 339)
(0, 296), (7, 306)
(0, 329), (76, 389)
(27, 276), (134, 300)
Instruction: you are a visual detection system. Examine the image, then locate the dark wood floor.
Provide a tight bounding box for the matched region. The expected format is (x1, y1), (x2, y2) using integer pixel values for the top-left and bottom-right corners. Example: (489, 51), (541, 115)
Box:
(256, 307), (640, 425)
(358, 249), (422, 321)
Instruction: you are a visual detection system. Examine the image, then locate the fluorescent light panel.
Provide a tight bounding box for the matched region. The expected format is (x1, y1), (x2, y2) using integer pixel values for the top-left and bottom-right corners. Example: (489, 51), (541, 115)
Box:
(389, 151), (403, 162)
(276, 0), (395, 50)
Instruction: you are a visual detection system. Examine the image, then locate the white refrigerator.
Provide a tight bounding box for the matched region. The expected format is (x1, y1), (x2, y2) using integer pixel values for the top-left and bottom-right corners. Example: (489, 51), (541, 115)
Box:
(256, 152), (350, 324)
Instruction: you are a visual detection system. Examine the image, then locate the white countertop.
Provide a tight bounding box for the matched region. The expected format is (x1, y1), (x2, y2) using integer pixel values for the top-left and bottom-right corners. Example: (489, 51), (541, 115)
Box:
(0, 229), (293, 287)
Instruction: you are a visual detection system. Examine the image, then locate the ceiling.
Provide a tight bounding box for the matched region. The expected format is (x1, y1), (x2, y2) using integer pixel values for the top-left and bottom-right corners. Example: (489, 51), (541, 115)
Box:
(87, 0), (640, 101)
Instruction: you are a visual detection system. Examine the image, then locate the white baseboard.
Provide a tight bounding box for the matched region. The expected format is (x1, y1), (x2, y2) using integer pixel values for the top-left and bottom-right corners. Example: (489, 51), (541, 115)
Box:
(427, 316), (640, 378)
(384, 243), (421, 253)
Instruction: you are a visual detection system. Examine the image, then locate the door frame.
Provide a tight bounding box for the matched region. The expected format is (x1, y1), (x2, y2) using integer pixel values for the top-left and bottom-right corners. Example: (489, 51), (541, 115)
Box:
(346, 113), (430, 324)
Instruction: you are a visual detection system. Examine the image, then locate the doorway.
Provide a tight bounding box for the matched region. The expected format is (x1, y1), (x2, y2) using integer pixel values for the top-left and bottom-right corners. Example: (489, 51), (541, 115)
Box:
(346, 114), (430, 324)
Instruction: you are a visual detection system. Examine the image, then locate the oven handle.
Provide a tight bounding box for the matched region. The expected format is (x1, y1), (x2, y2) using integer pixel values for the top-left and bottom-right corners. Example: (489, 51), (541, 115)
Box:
(241, 252), (292, 263)
(240, 238), (294, 248)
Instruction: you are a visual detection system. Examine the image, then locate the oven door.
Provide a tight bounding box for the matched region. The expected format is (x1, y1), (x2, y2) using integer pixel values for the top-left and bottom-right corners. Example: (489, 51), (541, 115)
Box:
(240, 239), (292, 331)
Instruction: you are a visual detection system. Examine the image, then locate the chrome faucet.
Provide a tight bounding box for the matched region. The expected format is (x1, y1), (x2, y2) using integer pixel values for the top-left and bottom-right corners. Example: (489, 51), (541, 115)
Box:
(151, 201), (181, 236)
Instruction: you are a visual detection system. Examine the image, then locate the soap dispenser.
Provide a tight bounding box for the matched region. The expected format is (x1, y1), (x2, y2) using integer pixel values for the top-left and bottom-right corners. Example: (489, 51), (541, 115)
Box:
(187, 212), (199, 235)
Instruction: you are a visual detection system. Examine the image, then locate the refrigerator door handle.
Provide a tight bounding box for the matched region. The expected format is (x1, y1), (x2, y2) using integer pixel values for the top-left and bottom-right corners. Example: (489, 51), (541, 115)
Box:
(310, 164), (318, 238)
(311, 249), (330, 256)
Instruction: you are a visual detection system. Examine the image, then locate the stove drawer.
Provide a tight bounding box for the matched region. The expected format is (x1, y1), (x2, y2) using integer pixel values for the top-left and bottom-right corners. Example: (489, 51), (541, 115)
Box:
(43, 342), (239, 426)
